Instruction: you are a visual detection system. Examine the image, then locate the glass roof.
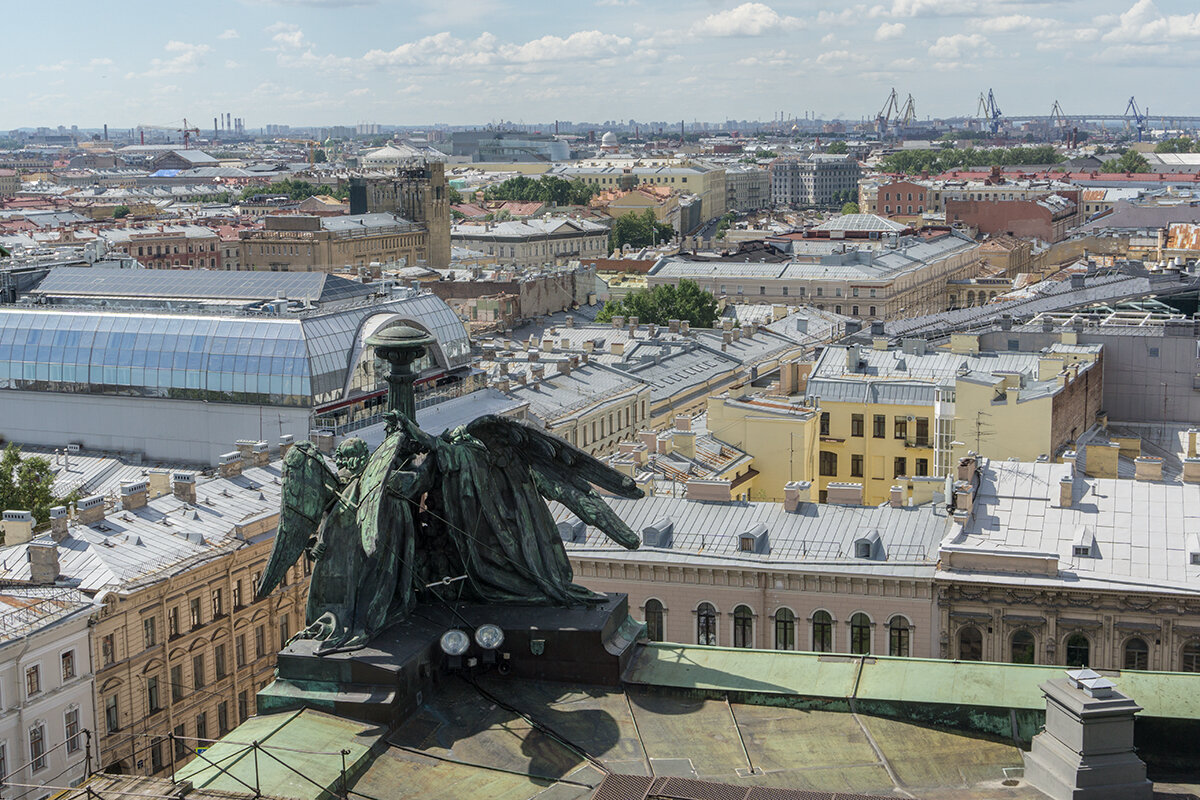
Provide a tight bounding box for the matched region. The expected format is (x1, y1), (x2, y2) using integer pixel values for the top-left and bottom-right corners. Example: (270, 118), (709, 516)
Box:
(31, 267), (375, 304)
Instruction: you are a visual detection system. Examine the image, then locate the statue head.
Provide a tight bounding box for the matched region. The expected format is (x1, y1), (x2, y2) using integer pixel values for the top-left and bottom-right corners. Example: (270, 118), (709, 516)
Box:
(333, 437), (370, 476)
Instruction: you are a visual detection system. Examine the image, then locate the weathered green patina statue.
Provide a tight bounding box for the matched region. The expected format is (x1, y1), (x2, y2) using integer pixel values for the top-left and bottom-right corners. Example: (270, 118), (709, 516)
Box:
(255, 328), (644, 652)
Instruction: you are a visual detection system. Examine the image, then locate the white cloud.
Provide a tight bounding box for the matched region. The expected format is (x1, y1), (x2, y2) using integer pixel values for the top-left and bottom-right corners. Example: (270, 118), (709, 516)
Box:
(975, 14), (1050, 33)
(1101, 0), (1200, 42)
(689, 3), (803, 37)
(225, 59), (240, 69)
(267, 22), (306, 49)
(89, 57), (114, 68)
(874, 22), (906, 40)
(928, 32), (992, 59)
(218, 28), (240, 40)
(142, 41), (211, 76)
(363, 29), (633, 68)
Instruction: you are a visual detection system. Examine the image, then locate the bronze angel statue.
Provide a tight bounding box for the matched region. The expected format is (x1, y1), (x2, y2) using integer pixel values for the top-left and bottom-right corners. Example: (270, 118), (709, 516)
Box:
(255, 412), (644, 652)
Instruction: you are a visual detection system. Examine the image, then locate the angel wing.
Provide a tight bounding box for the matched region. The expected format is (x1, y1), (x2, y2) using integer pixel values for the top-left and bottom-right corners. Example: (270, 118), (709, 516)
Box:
(463, 415), (644, 549)
(256, 441), (339, 600)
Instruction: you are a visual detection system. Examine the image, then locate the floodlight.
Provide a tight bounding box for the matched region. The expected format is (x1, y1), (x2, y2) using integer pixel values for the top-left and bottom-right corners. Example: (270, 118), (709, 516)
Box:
(474, 623), (505, 650)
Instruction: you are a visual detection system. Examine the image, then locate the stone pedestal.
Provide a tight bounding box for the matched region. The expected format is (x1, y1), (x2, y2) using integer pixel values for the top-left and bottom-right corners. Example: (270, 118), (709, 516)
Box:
(258, 593), (642, 725)
(1023, 669), (1152, 800)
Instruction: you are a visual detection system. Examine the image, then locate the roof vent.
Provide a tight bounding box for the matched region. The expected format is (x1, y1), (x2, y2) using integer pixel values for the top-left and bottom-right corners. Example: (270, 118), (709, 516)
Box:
(853, 529), (882, 560)
(1072, 525), (1095, 558)
(642, 518), (674, 548)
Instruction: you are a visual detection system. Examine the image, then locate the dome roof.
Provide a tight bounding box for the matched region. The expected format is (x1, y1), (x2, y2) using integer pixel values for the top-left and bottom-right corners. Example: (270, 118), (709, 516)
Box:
(601, 131), (618, 145)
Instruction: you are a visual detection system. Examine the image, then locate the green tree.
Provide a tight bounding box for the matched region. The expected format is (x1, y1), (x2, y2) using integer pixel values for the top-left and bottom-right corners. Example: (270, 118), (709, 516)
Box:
(448, 185), (464, 205)
(0, 445), (58, 530)
(594, 279), (718, 328)
(483, 175), (597, 206)
(826, 141), (848, 154)
(1156, 137), (1196, 154)
(610, 209), (674, 251)
(1102, 149), (1151, 173)
(313, 148), (327, 163)
(112, 205), (131, 219)
(878, 145), (1065, 175)
(841, 202), (860, 214)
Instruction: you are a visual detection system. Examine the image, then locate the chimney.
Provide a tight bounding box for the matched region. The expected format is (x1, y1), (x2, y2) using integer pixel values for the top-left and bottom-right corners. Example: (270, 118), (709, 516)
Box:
(722, 319), (734, 331)
(147, 468), (172, 499)
(1134, 456), (1163, 482)
(675, 414), (692, 431)
(732, 329), (741, 342)
(120, 479), (149, 510)
(218, 451), (244, 478)
(77, 495), (106, 525)
(531, 364), (546, 381)
(783, 480), (810, 512)
(311, 430), (335, 453)
(252, 441), (270, 467)
(953, 480), (973, 513)
(629, 316), (639, 329)
(1059, 474), (1074, 507)
(2, 510), (34, 546)
(1183, 457), (1200, 484)
(496, 378), (511, 392)
(28, 540), (59, 584)
(723, 331), (732, 345)
(279, 434), (295, 459)
(49, 506), (68, 543)
(637, 429), (657, 451)
(889, 485), (905, 508)
(668, 319), (680, 333)
(1061, 450), (1077, 477)
(235, 439), (257, 460)
(1189, 428), (1198, 459)
(172, 471), (198, 504)
(612, 315), (625, 329)
(870, 320), (885, 336)
(681, 320), (690, 334)
(557, 360), (571, 376)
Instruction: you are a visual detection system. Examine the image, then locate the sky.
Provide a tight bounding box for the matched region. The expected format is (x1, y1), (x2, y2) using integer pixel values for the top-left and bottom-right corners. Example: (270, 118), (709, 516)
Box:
(5, 0), (1200, 129)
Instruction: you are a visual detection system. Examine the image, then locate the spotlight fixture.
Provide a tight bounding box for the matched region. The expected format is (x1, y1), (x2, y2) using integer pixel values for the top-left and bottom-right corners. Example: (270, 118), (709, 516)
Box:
(474, 623), (505, 650)
(440, 628), (470, 656)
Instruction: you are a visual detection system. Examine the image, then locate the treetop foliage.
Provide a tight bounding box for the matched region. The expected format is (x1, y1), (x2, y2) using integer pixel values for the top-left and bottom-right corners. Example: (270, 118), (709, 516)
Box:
(594, 279), (719, 328)
(878, 145), (1064, 175)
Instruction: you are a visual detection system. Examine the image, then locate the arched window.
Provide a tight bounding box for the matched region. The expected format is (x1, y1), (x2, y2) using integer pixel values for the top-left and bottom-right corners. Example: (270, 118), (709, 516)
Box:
(888, 616), (910, 657)
(966, 290), (975, 307)
(1182, 641), (1200, 672)
(1011, 630), (1035, 664)
(1123, 637), (1148, 671)
(958, 626), (983, 661)
(1065, 633), (1090, 667)
(812, 611), (833, 652)
(733, 606), (754, 648)
(850, 613), (871, 655)
(775, 609), (795, 651)
(644, 599), (664, 643)
(697, 603), (717, 646)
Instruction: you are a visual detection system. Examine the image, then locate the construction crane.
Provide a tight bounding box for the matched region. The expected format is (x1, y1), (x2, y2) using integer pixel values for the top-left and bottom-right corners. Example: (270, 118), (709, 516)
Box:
(1124, 96), (1149, 142)
(976, 89), (1003, 134)
(876, 88), (901, 134)
(136, 118), (202, 147)
(898, 93), (917, 127)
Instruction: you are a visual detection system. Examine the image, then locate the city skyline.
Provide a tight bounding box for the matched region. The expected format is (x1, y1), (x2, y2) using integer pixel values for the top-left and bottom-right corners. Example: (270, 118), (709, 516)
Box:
(5, 0), (1200, 128)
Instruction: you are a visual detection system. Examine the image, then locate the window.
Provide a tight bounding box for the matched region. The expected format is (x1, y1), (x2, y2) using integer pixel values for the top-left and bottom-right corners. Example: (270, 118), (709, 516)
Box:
(193, 654), (205, 689)
(196, 712), (208, 742)
(1183, 641), (1200, 672)
(215, 644), (227, 679)
(850, 613), (871, 655)
(852, 305), (859, 316)
(869, 306), (876, 316)
(218, 701), (230, 735)
(236, 635), (247, 667)
(697, 603), (717, 646)
(819, 412), (830, 436)
(850, 414), (864, 437)
(851, 454), (864, 478)
(212, 589), (224, 618)
(959, 627), (983, 661)
(855, 540), (872, 559)
(733, 606), (753, 648)
(65, 707), (81, 753)
(915, 458), (929, 477)
(812, 611), (833, 652)
(173, 725), (187, 759)
(233, 580), (243, 609)
(644, 600), (664, 642)
(1124, 638), (1149, 671)
(255, 626), (266, 658)
(106, 694), (120, 733)
(30, 724), (46, 772)
(1065, 633), (1090, 667)
(893, 417), (908, 439)
(151, 738), (165, 772)
(889, 617), (911, 657)
(144, 617), (157, 649)
(915, 417), (929, 446)
(1011, 630), (1036, 664)
(819, 451), (838, 477)
(775, 609), (795, 651)
(168, 607), (180, 638)
(189, 598), (202, 628)
(102, 634), (115, 666)
(280, 616), (290, 648)
(147, 676), (161, 713)
(171, 665), (184, 702)
(25, 665), (40, 697)
(239, 691), (250, 722)
(891, 457), (906, 478)
(872, 415), (886, 438)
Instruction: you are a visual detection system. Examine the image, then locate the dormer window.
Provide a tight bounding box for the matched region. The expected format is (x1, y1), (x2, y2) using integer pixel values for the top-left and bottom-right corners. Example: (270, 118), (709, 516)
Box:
(1073, 545), (1092, 558)
(1072, 525), (1095, 559)
(739, 536), (754, 552)
(853, 529), (882, 560)
(855, 540), (872, 559)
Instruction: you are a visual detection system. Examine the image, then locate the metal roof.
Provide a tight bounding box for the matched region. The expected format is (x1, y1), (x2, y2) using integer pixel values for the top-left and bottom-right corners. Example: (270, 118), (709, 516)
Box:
(31, 266), (374, 304)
